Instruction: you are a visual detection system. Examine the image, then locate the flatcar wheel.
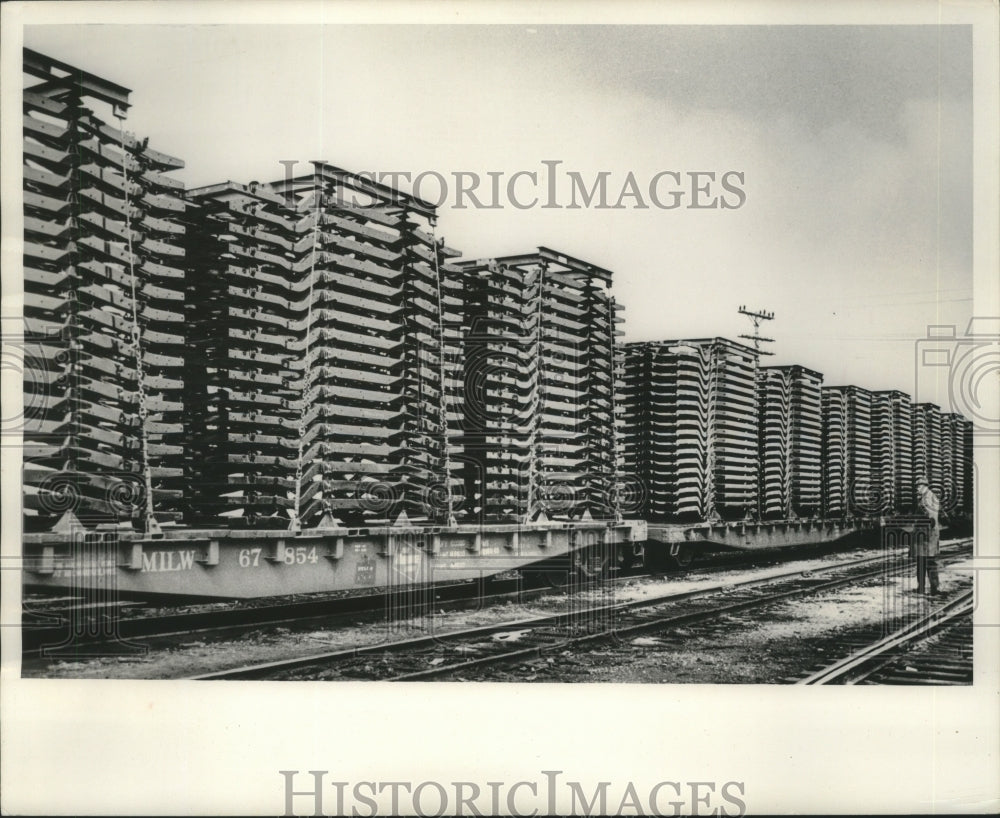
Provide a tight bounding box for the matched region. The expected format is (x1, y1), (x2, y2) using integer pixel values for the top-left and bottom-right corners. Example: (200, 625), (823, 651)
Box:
(615, 546), (635, 572)
(575, 550), (610, 581)
(523, 568), (570, 589)
(670, 545), (696, 569)
(545, 570), (570, 589)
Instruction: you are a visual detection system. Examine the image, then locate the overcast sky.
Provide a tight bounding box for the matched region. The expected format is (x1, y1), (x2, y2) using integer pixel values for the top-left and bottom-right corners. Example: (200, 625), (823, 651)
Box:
(24, 24), (973, 409)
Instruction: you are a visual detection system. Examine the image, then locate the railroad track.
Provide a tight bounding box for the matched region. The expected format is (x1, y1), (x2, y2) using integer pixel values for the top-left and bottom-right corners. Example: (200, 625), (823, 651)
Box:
(797, 589), (974, 685)
(188, 539), (972, 681)
(20, 568), (655, 658)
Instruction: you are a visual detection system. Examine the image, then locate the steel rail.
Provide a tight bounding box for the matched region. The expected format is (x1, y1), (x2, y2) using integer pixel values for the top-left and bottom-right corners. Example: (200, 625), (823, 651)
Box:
(22, 570), (651, 658)
(797, 589), (974, 685)
(186, 540), (971, 681)
(389, 559), (916, 681)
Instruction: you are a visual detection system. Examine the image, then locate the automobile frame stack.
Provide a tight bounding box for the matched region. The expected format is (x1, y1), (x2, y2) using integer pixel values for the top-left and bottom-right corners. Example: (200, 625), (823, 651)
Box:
(19, 47), (975, 599)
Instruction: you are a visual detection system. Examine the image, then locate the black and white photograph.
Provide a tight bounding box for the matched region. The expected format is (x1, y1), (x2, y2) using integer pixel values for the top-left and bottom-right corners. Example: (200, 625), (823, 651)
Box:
(2, 0), (998, 815)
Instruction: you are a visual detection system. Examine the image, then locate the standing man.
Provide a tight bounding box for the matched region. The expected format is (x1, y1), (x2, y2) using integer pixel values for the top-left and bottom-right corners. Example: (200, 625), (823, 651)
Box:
(914, 476), (941, 595)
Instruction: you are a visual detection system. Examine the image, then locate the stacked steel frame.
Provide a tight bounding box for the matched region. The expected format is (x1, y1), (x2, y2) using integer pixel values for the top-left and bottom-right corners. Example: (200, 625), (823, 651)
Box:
(620, 340), (708, 522)
(621, 338), (758, 523)
(756, 365), (823, 519)
(185, 164), (463, 528)
(22, 48), (187, 531)
(940, 410), (956, 513)
(870, 390), (915, 514)
(912, 402), (945, 503)
(183, 181), (301, 526)
(942, 413), (970, 515)
(21, 48), (979, 539)
(821, 385), (873, 517)
(456, 249), (623, 523)
(756, 368), (791, 519)
(711, 340), (760, 519)
(962, 420), (974, 515)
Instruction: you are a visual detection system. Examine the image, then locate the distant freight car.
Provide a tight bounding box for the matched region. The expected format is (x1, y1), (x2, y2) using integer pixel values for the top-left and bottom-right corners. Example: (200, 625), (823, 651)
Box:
(621, 342), (972, 567)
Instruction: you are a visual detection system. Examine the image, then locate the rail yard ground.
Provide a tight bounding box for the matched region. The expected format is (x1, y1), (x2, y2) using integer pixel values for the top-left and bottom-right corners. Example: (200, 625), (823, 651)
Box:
(474, 566), (973, 684)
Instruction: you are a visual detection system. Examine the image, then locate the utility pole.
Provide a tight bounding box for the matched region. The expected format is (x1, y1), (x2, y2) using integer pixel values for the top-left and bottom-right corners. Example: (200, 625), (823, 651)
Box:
(739, 306), (775, 523)
(738, 305), (775, 358)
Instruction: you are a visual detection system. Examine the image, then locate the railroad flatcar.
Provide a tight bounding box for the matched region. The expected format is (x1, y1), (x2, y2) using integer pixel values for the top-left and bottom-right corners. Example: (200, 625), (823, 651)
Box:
(620, 342), (972, 568)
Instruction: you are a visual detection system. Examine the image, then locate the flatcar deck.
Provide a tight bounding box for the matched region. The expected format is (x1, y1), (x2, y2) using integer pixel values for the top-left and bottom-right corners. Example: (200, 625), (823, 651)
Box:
(647, 517), (878, 552)
(22, 518), (647, 599)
